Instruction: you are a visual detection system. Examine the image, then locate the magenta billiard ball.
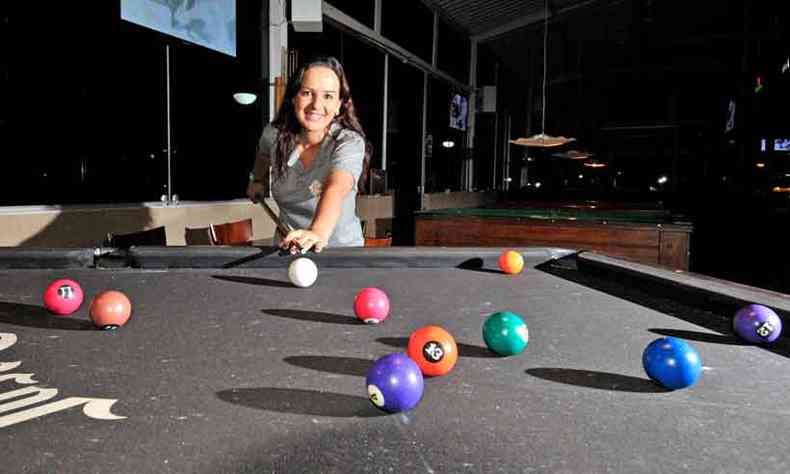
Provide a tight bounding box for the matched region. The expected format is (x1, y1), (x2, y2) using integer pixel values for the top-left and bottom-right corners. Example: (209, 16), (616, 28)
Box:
(43, 279), (84, 316)
(354, 287), (390, 324)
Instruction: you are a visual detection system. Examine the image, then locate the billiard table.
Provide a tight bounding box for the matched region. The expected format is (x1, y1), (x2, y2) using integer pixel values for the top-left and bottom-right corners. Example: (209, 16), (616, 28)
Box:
(415, 201), (693, 270)
(0, 246), (788, 473)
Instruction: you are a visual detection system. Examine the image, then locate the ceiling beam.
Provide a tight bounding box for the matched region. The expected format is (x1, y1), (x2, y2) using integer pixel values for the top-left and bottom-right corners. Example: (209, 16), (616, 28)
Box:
(323, 3), (471, 91)
(472, 0), (603, 42)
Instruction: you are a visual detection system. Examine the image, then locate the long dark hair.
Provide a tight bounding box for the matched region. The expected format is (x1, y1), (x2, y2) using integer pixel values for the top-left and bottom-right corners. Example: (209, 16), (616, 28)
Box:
(271, 56), (371, 191)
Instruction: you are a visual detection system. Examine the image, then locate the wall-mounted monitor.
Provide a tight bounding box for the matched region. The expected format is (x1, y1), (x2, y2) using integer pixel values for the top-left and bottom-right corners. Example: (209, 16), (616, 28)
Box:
(449, 94), (468, 131)
(121, 0), (237, 57)
(774, 139), (790, 152)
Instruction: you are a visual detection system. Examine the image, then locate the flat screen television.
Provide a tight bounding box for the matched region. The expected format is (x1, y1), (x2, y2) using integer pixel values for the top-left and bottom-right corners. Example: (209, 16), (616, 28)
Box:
(121, 0), (236, 57)
(449, 94), (468, 131)
(774, 139), (790, 152)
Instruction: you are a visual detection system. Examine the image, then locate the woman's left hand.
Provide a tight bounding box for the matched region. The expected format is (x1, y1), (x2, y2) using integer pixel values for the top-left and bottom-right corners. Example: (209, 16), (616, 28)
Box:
(281, 229), (328, 253)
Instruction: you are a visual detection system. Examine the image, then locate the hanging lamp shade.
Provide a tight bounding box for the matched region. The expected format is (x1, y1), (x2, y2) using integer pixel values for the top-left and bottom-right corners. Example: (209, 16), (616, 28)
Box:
(511, 134), (575, 148)
(583, 159), (607, 168)
(511, 0), (575, 148)
(550, 149), (593, 159)
(565, 149), (592, 159)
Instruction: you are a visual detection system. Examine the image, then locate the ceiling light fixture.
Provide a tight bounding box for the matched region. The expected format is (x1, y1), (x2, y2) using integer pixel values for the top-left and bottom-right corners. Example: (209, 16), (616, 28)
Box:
(511, 0), (575, 148)
(233, 92), (257, 105)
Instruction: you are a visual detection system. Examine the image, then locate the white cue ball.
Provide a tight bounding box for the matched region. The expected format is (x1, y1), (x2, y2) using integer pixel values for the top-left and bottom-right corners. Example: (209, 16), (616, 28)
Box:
(288, 257), (318, 288)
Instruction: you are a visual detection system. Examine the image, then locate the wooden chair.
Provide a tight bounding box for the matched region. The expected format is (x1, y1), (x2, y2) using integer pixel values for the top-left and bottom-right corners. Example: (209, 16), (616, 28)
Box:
(209, 218), (253, 246)
(364, 236), (392, 247)
(104, 226), (167, 248)
(184, 226), (213, 245)
(361, 220), (392, 247)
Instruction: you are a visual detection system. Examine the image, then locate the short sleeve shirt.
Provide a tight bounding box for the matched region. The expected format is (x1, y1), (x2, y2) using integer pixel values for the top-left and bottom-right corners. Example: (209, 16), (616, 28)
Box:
(257, 122), (365, 247)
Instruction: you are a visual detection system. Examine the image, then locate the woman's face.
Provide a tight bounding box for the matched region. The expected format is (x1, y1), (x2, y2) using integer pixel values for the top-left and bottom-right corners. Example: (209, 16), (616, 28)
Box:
(292, 66), (342, 135)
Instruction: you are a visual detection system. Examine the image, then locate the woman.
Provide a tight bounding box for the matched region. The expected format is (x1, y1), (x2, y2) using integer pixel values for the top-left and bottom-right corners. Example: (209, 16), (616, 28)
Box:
(247, 57), (370, 253)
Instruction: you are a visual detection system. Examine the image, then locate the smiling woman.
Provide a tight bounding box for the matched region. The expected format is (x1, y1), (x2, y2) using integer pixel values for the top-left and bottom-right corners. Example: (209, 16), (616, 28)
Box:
(246, 57), (371, 253)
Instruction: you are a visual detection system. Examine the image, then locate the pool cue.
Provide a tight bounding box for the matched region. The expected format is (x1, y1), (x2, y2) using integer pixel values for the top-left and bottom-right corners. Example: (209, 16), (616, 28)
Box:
(256, 194), (307, 254)
(257, 195), (292, 238)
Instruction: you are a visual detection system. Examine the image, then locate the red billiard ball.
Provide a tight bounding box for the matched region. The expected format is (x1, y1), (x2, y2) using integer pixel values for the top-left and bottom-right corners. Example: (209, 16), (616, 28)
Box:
(407, 325), (458, 376)
(43, 279), (84, 316)
(354, 287), (390, 324)
(89, 290), (132, 330)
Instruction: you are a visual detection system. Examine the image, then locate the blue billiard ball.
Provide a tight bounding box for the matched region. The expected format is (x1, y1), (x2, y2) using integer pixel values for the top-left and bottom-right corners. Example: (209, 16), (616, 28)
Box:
(366, 353), (424, 413)
(642, 337), (703, 390)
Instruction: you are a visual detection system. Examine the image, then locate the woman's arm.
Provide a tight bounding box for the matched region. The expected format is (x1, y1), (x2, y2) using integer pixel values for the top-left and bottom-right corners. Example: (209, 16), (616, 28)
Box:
(311, 169), (355, 241)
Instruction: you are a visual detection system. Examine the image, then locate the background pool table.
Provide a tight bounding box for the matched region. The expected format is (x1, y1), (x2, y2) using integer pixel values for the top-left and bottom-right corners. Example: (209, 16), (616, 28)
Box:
(415, 201), (692, 270)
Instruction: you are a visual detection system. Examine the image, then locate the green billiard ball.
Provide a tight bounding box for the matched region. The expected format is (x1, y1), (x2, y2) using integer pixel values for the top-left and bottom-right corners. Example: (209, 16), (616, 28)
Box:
(482, 311), (529, 356)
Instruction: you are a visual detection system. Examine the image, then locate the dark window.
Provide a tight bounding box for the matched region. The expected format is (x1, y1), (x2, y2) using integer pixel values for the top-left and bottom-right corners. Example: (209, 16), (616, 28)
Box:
(387, 59), (424, 244)
(437, 19), (470, 84)
(288, 22), (343, 72)
(426, 78), (466, 192)
(476, 43), (498, 87)
(325, 0), (375, 29)
(1, 1), (263, 205)
(341, 36), (385, 174)
(381, 0), (433, 63)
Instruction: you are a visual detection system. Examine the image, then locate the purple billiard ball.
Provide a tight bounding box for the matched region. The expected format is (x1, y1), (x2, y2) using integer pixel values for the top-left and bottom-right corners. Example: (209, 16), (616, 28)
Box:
(366, 353), (424, 413)
(733, 304), (783, 344)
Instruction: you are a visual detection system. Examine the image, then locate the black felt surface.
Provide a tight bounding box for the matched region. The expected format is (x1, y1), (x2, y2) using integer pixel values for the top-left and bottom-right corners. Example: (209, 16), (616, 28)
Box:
(1, 252), (790, 473)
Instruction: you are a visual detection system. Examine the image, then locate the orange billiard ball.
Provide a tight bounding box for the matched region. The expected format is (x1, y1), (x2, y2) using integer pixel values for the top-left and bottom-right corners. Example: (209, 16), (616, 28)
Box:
(89, 290), (132, 330)
(407, 325), (458, 376)
(498, 250), (524, 275)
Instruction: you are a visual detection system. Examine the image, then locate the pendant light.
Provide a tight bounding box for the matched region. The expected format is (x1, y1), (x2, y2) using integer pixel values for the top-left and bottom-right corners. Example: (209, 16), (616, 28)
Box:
(511, 0), (575, 148)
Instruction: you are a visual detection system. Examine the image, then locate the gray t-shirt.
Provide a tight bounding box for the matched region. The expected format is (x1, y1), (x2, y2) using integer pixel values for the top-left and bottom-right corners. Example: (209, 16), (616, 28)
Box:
(258, 123), (365, 247)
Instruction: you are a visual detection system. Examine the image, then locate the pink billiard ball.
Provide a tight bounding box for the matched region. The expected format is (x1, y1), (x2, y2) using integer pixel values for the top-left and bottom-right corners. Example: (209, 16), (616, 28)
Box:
(43, 279), (84, 316)
(354, 287), (390, 324)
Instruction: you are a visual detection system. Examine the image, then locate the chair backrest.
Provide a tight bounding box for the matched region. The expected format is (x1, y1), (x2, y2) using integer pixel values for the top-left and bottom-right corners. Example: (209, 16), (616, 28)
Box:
(209, 219), (253, 246)
(361, 220), (392, 247)
(104, 226), (167, 248)
(364, 236), (392, 247)
(184, 227), (213, 245)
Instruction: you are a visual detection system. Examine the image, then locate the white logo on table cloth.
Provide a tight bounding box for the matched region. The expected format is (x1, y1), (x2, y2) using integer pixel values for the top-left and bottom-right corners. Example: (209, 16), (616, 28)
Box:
(0, 332), (125, 429)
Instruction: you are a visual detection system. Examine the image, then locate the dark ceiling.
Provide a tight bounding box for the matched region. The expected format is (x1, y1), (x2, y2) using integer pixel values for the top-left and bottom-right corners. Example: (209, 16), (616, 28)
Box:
(424, 0), (786, 84)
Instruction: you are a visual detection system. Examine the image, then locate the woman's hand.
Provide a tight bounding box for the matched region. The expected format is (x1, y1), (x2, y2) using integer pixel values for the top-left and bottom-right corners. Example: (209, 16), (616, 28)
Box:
(281, 229), (328, 253)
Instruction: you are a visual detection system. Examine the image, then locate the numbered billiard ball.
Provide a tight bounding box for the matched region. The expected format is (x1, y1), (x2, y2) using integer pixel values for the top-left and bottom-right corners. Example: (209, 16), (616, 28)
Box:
(482, 311), (529, 356)
(366, 352), (424, 413)
(407, 325), (458, 376)
(43, 279), (84, 316)
(288, 257), (318, 288)
(89, 290), (132, 330)
(354, 287), (390, 324)
(642, 337), (702, 390)
(498, 250), (525, 275)
(733, 304), (783, 344)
